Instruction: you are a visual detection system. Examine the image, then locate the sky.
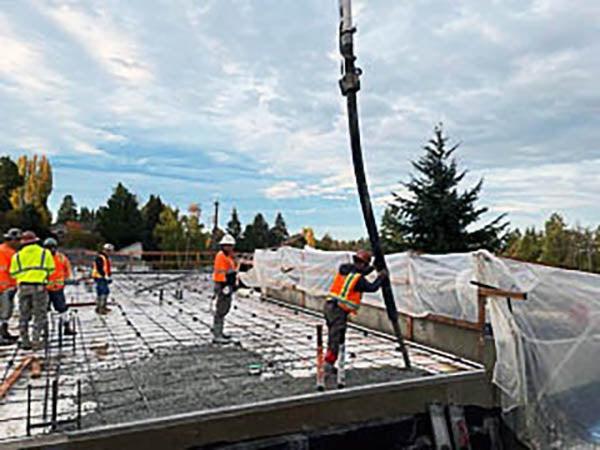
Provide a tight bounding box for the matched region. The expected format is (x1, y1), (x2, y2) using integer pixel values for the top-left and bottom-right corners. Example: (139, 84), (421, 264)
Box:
(1, 0), (599, 239)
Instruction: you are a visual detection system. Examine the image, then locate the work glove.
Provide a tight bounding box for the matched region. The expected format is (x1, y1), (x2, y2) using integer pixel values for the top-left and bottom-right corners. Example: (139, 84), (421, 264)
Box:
(106, 278), (113, 285)
(377, 269), (389, 279)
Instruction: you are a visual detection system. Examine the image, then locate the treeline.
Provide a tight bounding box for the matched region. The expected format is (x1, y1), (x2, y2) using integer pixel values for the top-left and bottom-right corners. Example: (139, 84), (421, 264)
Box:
(504, 213), (600, 273)
(0, 155), (53, 236)
(55, 183), (294, 253)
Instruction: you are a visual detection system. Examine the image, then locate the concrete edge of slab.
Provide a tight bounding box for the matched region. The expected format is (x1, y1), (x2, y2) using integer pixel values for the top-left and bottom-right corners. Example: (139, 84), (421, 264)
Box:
(13, 369), (491, 450)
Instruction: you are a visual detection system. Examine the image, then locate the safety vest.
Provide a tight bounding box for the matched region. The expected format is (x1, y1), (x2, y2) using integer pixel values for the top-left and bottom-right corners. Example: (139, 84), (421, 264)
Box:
(48, 252), (72, 291)
(9, 244), (55, 285)
(327, 271), (363, 314)
(92, 253), (111, 279)
(0, 243), (17, 293)
(213, 251), (235, 283)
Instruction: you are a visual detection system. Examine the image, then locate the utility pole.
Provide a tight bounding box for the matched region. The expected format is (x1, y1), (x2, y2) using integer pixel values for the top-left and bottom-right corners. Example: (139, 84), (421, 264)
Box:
(211, 200), (220, 251)
(338, 0), (411, 368)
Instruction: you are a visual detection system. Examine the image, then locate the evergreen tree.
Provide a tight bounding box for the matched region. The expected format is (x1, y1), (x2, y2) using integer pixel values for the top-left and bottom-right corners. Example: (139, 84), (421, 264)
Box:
(382, 125), (507, 253)
(141, 195), (165, 250)
(269, 212), (289, 247)
(0, 156), (23, 213)
(240, 214), (270, 251)
(96, 183), (144, 249)
(226, 208), (242, 242)
(515, 228), (543, 261)
(79, 207), (96, 227)
(540, 213), (569, 266)
(381, 207), (407, 253)
(57, 195), (79, 223)
(153, 207), (184, 251)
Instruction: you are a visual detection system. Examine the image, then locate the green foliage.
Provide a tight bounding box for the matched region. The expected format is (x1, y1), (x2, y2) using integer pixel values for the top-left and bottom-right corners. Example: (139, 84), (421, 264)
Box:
(141, 195), (166, 251)
(382, 125), (508, 254)
(381, 207), (407, 253)
(316, 234), (370, 252)
(57, 195), (78, 223)
(153, 207), (184, 251)
(269, 212), (289, 247)
(0, 156), (23, 213)
(96, 183), (144, 249)
(239, 213), (270, 251)
(226, 208), (242, 242)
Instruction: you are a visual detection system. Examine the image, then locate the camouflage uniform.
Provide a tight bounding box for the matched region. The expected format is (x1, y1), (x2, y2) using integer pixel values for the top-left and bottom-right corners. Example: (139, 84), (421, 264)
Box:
(19, 284), (48, 347)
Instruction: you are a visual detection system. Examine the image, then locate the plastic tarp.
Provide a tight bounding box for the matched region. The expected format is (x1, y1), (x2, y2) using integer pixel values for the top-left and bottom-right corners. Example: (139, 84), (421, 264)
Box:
(242, 247), (600, 447)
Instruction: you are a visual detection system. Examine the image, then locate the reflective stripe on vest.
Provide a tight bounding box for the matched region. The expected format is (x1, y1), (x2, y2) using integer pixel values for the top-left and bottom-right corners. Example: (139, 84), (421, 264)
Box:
(92, 254), (111, 279)
(10, 246), (54, 284)
(328, 272), (363, 314)
(48, 253), (70, 291)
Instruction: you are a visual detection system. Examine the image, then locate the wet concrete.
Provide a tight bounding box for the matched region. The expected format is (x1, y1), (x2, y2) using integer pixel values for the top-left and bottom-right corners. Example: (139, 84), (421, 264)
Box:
(81, 344), (427, 428)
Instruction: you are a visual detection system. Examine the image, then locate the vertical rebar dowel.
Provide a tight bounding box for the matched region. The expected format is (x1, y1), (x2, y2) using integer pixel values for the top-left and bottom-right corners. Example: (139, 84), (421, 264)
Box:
(51, 379), (58, 431)
(58, 316), (64, 352)
(316, 324), (325, 391)
(72, 313), (77, 354)
(26, 384), (32, 436)
(77, 379), (82, 430)
(337, 343), (346, 389)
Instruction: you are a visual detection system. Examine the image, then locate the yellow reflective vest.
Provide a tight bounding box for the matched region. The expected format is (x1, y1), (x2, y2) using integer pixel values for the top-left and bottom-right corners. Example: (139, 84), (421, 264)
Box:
(10, 244), (55, 285)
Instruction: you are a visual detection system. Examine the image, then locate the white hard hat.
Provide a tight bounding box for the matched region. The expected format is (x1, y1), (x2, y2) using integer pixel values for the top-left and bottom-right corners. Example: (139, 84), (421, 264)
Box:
(103, 243), (115, 252)
(219, 234), (236, 246)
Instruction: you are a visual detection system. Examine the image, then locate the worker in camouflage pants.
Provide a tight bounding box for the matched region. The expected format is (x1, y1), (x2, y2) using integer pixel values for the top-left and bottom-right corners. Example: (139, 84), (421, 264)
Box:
(9, 231), (55, 350)
(19, 285), (49, 349)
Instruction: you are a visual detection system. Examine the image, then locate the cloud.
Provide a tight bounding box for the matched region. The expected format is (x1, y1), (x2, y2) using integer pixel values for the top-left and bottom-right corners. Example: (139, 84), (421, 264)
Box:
(0, 0), (599, 239)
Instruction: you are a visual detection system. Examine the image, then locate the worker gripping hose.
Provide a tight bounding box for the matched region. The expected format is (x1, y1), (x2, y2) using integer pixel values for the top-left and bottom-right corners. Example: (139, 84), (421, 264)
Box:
(338, 0), (411, 369)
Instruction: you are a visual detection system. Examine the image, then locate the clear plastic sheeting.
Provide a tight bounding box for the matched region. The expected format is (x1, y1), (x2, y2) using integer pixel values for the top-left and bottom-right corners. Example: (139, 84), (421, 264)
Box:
(242, 247), (600, 448)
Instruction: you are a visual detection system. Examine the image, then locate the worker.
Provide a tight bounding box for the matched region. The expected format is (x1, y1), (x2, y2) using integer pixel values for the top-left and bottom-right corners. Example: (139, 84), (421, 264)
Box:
(323, 250), (388, 375)
(0, 228), (22, 346)
(9, 231), (55, 350)
(92, 243), (114, 315)
(212, 234), (238, 344)
(44, 238), (76, 335)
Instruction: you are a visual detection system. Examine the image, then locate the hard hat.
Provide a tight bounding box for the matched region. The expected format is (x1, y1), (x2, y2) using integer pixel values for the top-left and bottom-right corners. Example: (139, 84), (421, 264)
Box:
(219, 234), (236, 246)
(43, 237), (58, 248)
(353, 249), (373, 264)
(21, 231), (39, 245)
(4, 228), (22, 241)
(103, 243), (115, 252)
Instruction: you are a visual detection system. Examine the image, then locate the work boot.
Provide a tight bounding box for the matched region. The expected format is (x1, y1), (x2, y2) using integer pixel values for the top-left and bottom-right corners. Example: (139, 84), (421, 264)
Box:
(0, 323), (18, 343)
(31, 341), (43, 351)
(63, 322), (76, 336)
(212, 334), (232, 345)
(20, 340), (32, 351)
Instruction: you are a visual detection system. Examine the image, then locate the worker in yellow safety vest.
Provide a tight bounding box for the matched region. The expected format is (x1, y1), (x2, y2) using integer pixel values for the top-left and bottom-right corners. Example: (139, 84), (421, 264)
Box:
(0, 228), (22, 345)
(212, 234), (238, 344)
(323, 250), (388, 375)
(92, 243), (114, 315)
(9, 231), (55, 350)
(44, 238), (76, 335)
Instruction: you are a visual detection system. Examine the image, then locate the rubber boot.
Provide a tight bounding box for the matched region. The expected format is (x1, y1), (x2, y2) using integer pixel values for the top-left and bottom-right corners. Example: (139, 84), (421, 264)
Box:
(95, 297), (102, 314)
(102, 296), (112, 314)
(0, 322), (18, 344)
(212, 318), (231, 344)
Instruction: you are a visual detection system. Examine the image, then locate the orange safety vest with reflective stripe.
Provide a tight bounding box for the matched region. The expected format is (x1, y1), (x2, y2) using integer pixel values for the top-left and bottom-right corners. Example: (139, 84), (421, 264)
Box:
(327, 271), (363, 315)
(213, 251), (235, 283)
(48, 252), (72, 291)
(0, 243), (17, 293)
(92, 253), (111, 279)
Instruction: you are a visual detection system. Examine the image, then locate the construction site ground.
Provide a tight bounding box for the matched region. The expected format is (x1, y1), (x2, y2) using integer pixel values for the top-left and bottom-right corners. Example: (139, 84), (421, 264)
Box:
(0, 272), (483, 446)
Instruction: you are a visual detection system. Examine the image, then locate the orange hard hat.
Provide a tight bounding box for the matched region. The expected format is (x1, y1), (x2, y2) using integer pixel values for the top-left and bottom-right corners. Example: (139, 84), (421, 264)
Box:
(353, 249), (372, 264)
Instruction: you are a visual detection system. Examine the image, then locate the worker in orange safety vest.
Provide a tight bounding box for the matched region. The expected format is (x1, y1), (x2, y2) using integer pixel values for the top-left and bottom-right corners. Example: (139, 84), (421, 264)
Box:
(212, 234), (238, 344)
(323, 250), (388, 375)
(0, 228), (22, 345)
(44, 238), (76, 335)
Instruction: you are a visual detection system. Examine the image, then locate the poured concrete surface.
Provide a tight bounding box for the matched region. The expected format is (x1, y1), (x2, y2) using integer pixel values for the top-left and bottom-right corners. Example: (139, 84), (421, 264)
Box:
(0, 272), (482, 445)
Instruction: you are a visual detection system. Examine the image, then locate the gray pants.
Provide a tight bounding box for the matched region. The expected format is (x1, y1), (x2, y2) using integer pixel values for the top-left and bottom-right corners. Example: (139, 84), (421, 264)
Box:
(0, 289), (16, 323)
(19, 284), (49, 345)
(212, 283), (232, 337)
(324, 300), (348, 358)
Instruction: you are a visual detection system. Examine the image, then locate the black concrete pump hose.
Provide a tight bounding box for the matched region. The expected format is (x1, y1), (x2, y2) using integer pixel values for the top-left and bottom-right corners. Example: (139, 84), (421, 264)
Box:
(338, 0), (411, 369)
